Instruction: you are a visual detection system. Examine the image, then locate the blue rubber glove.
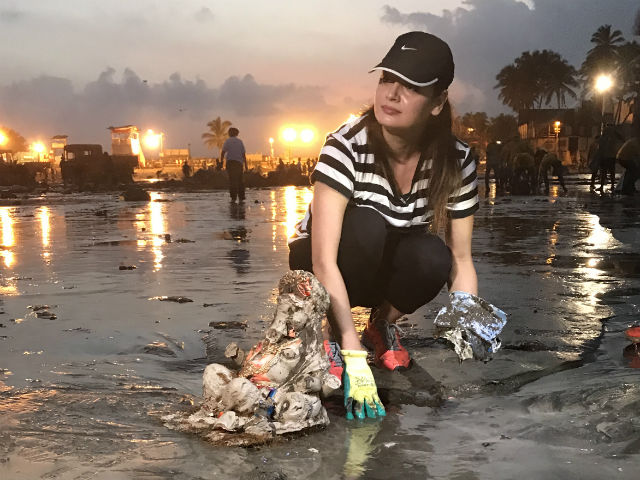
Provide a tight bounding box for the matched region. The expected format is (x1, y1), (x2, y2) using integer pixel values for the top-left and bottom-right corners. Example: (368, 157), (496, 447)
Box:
(341, 350), (386, 420)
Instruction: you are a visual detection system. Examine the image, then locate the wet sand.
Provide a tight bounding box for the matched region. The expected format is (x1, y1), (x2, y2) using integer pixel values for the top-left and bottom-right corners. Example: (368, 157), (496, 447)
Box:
(0, 178), (639, 479)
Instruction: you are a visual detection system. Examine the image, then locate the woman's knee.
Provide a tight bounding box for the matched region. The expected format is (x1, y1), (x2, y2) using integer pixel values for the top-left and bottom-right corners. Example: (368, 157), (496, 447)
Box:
(288, 237), (313, 272)
(396, 234), (452, 286)
(340, 207), (386, 260)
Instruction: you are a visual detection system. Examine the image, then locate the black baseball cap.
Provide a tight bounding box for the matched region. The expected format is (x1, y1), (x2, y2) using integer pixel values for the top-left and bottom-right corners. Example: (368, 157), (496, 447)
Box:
(370, 31), (454, 89)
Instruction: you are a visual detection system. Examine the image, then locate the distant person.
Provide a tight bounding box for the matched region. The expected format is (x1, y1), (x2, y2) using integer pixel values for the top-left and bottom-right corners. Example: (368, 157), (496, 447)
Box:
(221, 127), (248, 202)
(587, 136), (600, 192)
(484, 141), (502, 195)
(539, 151), (567, 195)
(598, 126), (623, 193)
(182, 159), (192, 178)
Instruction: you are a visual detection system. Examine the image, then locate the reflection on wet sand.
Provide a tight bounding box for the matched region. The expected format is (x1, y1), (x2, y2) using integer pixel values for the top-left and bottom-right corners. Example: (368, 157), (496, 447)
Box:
(2, 183), (639, 479)
(1, 207), (15, 268)
(575, 213), (622, 308)
(37, 206), (51, 262)
(132, 192), (167, 271)
(268, 186), (313, 252)
(545, 220), (559, 265)
(284, 185), (313, 239)
(229, 201), (246, 220)
(228, 248), (250, 274)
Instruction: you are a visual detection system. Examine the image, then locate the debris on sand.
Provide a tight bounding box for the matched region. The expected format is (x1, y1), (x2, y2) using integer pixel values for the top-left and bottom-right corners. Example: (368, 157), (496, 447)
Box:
(208, 321), (247, 330)
(221, 227), (250, 242)
(142, 341), (176, 357)
(149, 296), (193, 303)
(119, 265), (136, 270)
(434, 292), (507, 362)
(121, 186), (151, 201)
(162, 270), (339, 446)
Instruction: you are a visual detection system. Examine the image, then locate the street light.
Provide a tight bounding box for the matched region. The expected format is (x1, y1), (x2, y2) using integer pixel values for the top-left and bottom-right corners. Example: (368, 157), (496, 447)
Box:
(300, 129), (314, 144)
(32, 142), (46, 162)
(595, 74), (614, 134)
(0, 131), (6, 146)
(553, 120), (561, 154)
(144, 129), (163, 150)
(281, 127), (297, 161)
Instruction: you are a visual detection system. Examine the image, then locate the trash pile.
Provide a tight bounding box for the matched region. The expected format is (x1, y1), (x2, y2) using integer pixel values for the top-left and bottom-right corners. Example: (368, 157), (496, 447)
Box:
(434, 291), (507, 362)
(162, 270), (339, 446)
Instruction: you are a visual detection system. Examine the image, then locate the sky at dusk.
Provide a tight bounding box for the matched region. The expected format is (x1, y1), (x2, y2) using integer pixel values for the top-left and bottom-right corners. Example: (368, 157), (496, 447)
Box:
(0, 0), (637, 157)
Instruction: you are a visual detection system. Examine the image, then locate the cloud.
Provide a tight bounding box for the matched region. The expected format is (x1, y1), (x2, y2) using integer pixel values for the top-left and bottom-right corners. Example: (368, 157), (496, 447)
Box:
(217, 74), (327, 116)
(0, 8), (26, 23)
(194, 6), (214, 23)
(381, 0), (638, 114)
(0, 69), (332, 155)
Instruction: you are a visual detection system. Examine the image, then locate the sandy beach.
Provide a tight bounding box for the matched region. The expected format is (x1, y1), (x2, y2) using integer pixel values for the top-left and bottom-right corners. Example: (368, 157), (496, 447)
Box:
(1, 176), (639, 479)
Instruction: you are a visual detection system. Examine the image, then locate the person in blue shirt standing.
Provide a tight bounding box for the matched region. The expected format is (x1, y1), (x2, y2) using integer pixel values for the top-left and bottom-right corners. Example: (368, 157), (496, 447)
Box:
(221, 127), (248, 202)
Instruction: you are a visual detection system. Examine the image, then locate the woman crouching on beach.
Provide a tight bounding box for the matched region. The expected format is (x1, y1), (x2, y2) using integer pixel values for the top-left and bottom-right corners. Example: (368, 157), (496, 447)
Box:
(289, 31), (479, 420)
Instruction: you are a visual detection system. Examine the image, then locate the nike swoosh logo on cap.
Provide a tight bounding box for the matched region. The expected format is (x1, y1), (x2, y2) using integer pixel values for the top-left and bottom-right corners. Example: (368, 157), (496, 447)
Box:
(401, 45), (417, 51)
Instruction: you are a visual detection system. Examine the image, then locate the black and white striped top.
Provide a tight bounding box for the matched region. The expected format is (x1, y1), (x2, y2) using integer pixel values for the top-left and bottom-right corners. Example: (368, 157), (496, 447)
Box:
(290, 114), (478, 243)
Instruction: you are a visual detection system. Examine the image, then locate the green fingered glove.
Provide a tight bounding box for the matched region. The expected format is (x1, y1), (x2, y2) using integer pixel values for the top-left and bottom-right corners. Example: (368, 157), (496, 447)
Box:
(341, 350), (386, 420)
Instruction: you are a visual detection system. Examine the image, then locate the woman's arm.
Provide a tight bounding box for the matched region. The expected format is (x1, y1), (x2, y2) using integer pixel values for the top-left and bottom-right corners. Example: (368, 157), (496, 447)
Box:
(445, 215), (478, 295)
(310, 182), (362, 350)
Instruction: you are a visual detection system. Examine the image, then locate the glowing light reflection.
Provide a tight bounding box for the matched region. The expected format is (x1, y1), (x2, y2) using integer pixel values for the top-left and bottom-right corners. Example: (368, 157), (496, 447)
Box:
(0, 208), (15, 268)
(271, 190), (277, 251)
(283, 186), (313, 239)
(585, 214), (618, 249)
(545, 221), (559, 265)
(38, 206), (51, 248)
(574, 214), (620, 308)
(149, 192), (165, 271)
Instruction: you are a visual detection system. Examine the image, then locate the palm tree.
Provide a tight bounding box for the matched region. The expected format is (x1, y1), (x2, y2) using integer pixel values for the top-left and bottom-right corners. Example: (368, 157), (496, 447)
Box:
(539, 51), (578, 108)
(202, 117), (232, 157)
(495, 57), (539, 112)
(615, 41), (640, 123)
(581, 25), (625, 87)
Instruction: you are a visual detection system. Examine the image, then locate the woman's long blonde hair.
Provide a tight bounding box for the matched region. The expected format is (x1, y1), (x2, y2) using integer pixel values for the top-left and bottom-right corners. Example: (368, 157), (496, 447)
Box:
(362, 94), (462, 233)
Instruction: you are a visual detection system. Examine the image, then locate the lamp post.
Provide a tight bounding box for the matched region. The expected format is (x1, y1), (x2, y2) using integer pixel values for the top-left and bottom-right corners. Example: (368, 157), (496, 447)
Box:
(595, 74), (613, 135)
(553, 120), (561, 155)
(32, 142), (46, 162)
(282, 128), (296, 162)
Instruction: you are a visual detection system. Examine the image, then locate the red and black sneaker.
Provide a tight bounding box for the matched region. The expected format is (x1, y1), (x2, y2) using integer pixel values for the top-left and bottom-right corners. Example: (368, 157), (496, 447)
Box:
(323, 340), (344, 382)
(361, 310), (411, 371)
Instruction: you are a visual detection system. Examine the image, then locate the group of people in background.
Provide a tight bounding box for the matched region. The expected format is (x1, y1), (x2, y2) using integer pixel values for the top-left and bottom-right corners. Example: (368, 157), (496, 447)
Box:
(588, 125), (640, 196)
(483, 122), (640, 196)
(483, 137), (567, 196)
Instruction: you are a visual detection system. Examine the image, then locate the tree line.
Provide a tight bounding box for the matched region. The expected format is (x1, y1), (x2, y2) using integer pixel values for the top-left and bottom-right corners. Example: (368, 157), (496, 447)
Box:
(456, 17), (640, 148)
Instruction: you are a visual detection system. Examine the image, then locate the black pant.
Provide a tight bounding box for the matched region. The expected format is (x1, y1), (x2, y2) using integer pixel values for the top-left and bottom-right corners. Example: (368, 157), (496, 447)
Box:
(226, 161), (245, 201)
(288, 206), (452, 314)
(600, 157), (616, 191)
